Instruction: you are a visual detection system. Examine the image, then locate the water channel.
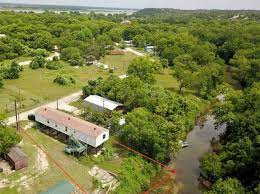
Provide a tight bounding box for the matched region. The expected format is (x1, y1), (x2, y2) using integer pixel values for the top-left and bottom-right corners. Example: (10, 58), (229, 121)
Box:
(171, 115), (226, 194)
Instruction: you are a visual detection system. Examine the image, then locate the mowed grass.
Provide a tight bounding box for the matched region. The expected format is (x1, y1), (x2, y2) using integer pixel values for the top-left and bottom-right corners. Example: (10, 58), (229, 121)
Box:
(0, 127), (94, 194)
(100, 52), (138, 74)
(0, 55), (136, 114)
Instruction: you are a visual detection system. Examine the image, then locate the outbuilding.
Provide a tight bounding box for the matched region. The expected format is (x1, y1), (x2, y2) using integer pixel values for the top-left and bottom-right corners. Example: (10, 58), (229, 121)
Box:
(6, 147), (28, 171)
(84, 95), (124, 112)
(145, 45), (155, 53)
(35, 107), (109, 148)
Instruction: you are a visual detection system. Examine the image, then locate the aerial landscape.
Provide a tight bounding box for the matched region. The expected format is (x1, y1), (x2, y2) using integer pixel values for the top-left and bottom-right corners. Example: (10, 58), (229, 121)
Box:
(0, 0), (259, 194)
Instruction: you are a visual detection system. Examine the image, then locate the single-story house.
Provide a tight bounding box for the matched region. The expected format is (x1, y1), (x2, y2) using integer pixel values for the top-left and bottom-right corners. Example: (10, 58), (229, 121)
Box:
(84, 95), (124, 112)
(124, 40), (133, 46)
(35, 107), (109, 148)
(6, 147), (28, 171)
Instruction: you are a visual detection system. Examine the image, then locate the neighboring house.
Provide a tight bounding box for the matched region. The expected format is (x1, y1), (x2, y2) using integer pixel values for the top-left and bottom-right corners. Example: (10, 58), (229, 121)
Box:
(34, 107), (109, 148)
(121, 20), (132, 25)
(145, 45), (155, 53)
(84, 95), (124, 112)
(124, 40), (133, 46)
(6, 147), (28, 171)
(110, 50), (125, 55)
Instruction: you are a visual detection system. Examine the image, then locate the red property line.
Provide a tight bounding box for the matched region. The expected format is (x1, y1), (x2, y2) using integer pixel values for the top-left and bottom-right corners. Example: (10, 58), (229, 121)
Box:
(114, 141), (176, 174)
(144, 173), (173, 194)
(20, 128), (88, 194)
(114, 141), (176, 193)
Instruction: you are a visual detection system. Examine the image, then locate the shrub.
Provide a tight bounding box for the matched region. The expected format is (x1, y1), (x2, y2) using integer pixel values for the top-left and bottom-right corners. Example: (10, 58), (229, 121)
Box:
(46, 61), (63, 70)
(0, 75), (4, 88)
(30, 49), (48, 57)
(53, 74), (76, 86)
(30, 56), (46, 69)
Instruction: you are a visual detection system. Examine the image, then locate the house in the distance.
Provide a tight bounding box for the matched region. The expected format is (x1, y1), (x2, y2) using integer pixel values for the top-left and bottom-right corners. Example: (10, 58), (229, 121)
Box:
(145, 45), (155, 54)
(84, 95), (124, 112)
(34, 107), (109, 148)
(121, 20), (132, 25)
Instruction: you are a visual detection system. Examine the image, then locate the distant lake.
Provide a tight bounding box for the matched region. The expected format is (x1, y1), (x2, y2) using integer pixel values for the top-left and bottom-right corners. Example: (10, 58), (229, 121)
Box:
(0, 8), (137, 15)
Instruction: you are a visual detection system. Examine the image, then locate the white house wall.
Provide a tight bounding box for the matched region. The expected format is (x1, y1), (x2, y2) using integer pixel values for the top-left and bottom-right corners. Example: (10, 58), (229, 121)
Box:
(96, 131), (109, 147)
(35, 114), (98, 147)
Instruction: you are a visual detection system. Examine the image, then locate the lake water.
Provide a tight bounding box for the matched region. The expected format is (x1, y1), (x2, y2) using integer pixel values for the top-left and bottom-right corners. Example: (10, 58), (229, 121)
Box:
(171, 115), (226, 194)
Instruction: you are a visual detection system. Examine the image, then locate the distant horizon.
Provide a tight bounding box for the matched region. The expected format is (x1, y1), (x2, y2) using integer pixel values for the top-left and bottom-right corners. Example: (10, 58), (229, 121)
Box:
(0, 1), (259, 10)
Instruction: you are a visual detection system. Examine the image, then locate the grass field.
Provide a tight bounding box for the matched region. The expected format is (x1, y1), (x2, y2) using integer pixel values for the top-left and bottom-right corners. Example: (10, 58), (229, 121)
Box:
(0, 52), (137, 115)
(100, 52), (137, 74)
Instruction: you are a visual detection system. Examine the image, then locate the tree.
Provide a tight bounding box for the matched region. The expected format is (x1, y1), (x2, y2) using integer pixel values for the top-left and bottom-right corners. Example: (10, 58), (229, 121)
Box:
(60, 47), (81, 61)
(0, 126), (21, 154)
(133, 35), (146, 48)
(53, 74), (76, 85)
(127, 57), (162, 83)
(0, 75), (4, 88)
(173, 54), (197, 93)
(191, 64), (224, 98)
(29, 56), (46, 69)
(5, 61), (23, 79)
(206, 178), (245, 194)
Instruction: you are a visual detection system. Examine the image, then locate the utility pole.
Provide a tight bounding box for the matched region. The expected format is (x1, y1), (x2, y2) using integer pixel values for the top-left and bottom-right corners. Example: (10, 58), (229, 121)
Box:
(14, 100), (19, 131)
(57, 99), (59, 110)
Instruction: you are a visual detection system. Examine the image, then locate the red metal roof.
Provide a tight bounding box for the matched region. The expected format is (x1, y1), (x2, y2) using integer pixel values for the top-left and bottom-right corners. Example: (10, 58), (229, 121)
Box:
(36, 107), (108, 138)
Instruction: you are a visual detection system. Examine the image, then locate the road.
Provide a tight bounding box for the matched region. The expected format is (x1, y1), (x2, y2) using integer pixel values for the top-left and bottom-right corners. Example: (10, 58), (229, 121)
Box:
(5, 91), (82, 125)
(18, 52), (60, 66)
(125, 47), (145, 57)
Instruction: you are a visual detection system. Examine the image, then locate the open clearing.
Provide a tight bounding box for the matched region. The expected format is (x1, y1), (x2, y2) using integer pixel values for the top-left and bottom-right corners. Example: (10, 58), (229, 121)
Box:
(0, 52), (137, 115)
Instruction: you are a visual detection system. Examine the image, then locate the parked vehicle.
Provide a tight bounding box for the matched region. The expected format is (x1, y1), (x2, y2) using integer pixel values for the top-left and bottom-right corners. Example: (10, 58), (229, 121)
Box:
(179, 140), (189, 148)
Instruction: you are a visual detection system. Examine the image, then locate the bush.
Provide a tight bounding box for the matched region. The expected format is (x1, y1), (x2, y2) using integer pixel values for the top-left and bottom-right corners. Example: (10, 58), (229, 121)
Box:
(46, 61), (63, 70)
(0, 126), (21, 154)
(68, 58), (85, 66)
(30, 56), (46, 69)
(30, 49), (48, 57)
(53, 74), (76, 86)
(0, 76), (4, 88)
(4, 61), (23, 79)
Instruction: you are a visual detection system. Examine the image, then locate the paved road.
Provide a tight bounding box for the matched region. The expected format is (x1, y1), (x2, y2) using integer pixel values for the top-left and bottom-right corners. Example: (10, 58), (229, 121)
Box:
(5, 91), (82, 125)
(18, 52), (60, 66)
(125, 47), (145, 57)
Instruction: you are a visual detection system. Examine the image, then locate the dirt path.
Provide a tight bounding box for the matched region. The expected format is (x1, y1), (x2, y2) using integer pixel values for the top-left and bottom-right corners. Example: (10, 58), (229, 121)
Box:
(18, 51), (60, 66)
(125, 47), (145, 56)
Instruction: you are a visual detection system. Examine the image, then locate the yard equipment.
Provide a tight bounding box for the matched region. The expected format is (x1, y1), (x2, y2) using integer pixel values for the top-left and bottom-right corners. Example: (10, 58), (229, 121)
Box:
(64, 136), (87, 157)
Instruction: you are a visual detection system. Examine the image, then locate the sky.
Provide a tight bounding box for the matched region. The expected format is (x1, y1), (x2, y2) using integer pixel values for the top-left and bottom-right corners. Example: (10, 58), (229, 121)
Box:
(1, 0), (260, 10)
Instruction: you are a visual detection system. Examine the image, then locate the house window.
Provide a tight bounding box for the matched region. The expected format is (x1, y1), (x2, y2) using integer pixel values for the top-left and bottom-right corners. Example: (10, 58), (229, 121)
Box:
(55, 124), (58, 128)
(47, 120), (50, 124)
(103, 134), (106, 139)
(65, 127), (68, 132)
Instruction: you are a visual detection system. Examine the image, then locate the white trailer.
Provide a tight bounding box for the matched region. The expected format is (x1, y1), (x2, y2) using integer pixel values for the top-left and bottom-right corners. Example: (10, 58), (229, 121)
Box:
(35, 107), (109, 148)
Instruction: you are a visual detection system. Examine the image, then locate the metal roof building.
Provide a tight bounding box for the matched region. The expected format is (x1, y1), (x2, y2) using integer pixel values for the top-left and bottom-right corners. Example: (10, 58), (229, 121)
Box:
(84, 95), (124, 112)
(6, 147), (28, 171)
(35, 107), (109, 147)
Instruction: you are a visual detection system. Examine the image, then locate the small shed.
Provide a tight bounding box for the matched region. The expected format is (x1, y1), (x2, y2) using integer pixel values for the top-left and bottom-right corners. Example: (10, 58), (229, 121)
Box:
(40, 181), (75, 194)
(6, 147), (28, 171)
(84, 95), (124, 112)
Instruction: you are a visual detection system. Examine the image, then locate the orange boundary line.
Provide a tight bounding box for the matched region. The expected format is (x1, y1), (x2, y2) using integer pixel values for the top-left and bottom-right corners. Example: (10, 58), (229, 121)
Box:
(114, 141), (176, 174)
(20, 128), (87, 194)
(114, 141), (176, 193)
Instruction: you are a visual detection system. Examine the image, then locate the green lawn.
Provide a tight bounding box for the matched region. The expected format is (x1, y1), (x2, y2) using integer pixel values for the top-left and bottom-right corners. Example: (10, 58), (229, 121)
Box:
(0, 127), (94, 194)
(100, 52), (138, 74)
(0, 56), (136, 115)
